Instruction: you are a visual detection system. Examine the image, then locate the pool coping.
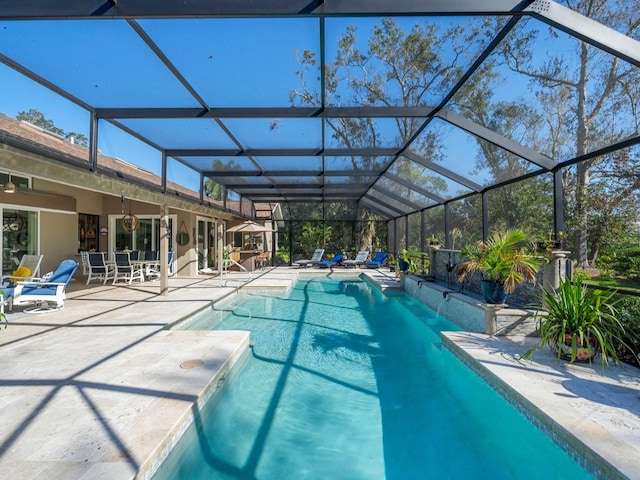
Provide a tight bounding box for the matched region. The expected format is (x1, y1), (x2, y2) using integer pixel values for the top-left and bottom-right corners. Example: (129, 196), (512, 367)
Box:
(442, 332), (640, 480)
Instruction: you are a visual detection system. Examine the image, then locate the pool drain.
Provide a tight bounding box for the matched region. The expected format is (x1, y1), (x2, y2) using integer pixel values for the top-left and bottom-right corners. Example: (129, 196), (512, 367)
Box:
(180, 359), (204, 369)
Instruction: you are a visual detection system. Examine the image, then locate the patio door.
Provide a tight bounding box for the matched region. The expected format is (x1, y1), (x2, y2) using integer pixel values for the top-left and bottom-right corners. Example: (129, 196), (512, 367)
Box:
(110, 214), (175, 257)
(197, 217), (217, 272)
(2, 208), (38, 277)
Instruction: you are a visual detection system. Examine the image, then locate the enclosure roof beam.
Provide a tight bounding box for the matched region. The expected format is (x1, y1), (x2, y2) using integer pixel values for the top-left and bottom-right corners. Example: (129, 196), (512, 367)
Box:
(402, 151), (483, 192)
(370, 185), (424, 211)
(361, 195), (406, 217)
(0, 0), (535, 19)
(358, 199), (393, 220)
(95, 106), (438, 119)
(525, 1), (640, 68)
(204, 170), (383, 177)
(382, 172), (446, 205)
(436, 109), (556, 170)
(172, 148), (398, 157)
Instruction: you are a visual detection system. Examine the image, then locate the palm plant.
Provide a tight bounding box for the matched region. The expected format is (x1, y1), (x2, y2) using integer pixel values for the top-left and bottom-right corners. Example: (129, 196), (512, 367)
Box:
(457, 228), (540, 295)
(523, 278), (635, 371)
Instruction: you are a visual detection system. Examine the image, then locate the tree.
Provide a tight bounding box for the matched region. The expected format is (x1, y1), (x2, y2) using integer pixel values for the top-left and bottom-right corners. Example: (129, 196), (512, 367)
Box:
(291, 18), (497, 248)
(494, 0), (640, 267)
(204, 158), (244, 201)
(16, 108), (88, 146)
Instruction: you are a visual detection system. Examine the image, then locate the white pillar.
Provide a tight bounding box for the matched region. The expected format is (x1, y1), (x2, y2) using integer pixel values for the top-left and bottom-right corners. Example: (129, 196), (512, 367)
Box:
(160, 204), (169, 296)
(218, 220), (224, 286)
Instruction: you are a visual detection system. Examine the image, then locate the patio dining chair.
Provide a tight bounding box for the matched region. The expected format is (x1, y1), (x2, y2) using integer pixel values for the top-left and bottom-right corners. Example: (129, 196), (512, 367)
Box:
(145, 251), (176, 280)
(86, 251), (114, 285)
(80, 250), (90, 275)
(255, 251), (271, 270)
(112, 252), (144, 285)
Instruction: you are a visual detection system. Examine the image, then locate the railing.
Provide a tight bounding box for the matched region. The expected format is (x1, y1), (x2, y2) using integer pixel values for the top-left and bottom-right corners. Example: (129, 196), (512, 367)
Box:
(220, 258), (252, 286)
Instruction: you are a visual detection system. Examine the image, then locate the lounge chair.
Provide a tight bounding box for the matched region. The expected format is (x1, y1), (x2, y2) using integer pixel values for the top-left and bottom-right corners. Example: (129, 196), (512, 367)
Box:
(294, 249), (325, 268)
(342, 251), (369, 269)
(1, 254), (44, 286)
(3, 259), (79, 312)
(317, 253), (344, 268)
(366, 252), (388, 269)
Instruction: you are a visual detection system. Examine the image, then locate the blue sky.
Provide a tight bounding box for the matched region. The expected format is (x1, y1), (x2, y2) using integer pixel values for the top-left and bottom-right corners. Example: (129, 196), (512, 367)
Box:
(0, 14), (629, 196)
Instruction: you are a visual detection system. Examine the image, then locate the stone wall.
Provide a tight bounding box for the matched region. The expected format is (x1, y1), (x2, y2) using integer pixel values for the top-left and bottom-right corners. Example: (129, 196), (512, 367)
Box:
(427, 247), (571, 308)
(403, 273), (539, 336)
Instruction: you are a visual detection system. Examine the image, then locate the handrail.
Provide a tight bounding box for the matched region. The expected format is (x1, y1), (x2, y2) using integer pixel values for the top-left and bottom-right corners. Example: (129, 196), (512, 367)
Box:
(583, 281), (640, 297)
(221, 258), (252, 286)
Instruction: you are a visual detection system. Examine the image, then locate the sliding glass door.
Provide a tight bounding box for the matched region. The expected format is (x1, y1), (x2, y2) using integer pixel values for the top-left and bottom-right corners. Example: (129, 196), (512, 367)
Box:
(197, 217), (218, 272)
(110, 215), (175, 257)
(2, 208), (38, 276)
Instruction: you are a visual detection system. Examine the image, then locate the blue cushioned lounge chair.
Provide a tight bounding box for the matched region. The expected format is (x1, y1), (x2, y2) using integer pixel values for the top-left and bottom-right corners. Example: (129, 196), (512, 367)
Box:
(317, 253), (344, 268)
(366, 252), (388, 269)
(4, 259), (79, 312)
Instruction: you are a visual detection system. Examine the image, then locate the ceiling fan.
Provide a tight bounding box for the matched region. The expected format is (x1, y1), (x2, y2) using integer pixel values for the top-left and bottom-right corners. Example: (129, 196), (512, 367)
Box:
(3, 172), (16, 193)
(3, 174), (60, 197)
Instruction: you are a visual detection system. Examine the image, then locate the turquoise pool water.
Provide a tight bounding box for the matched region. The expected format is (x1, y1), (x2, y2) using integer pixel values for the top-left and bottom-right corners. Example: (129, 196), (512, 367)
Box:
(154, 275), (593, 479)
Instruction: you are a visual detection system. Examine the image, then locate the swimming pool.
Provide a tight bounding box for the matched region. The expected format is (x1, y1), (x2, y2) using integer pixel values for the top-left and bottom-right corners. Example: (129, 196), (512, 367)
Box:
(153, 275), (593, 479)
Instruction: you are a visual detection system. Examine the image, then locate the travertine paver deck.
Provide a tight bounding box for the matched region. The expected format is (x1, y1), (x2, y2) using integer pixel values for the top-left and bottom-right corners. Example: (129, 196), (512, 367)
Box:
(0, 273), (252, 480)
(443, 332), (640, 480)
(0, 266), (638, 479)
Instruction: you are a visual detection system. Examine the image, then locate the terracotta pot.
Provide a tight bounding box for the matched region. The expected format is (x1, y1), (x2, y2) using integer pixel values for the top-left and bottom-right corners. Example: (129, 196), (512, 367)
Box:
(558, 335), (597, 362)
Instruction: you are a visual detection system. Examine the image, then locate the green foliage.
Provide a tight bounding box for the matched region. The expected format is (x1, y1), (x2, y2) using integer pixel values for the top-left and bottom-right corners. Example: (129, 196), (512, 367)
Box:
(16, 109), (88, 146)
(595, 233), (640, 279)
(275, 245), (290, 265)
(398, 246), (423, 274)
(523, 279), (637, 371)
(615, 295), (640, 367)
(300, 222), (332, 255)
(457, 228), (540, 294)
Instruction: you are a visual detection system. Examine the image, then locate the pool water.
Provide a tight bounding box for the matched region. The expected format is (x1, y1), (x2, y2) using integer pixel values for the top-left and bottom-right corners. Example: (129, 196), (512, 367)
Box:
(154, 275), (593, 479)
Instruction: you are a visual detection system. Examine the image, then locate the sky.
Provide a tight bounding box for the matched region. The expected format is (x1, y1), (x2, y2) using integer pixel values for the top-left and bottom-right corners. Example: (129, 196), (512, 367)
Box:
(0, 13), (632, 197)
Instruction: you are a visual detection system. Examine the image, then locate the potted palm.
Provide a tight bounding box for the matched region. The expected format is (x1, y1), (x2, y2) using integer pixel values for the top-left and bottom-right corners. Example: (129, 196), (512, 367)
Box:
(397, 247), (419, 274)
(522, 278), (636, 370)
(456, 228), (540, 304)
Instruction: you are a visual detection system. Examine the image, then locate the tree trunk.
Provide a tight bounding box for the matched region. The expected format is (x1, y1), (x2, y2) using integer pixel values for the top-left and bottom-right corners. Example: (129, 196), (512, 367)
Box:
(574, 42), (591, 268)
(574, 162), (590, 268)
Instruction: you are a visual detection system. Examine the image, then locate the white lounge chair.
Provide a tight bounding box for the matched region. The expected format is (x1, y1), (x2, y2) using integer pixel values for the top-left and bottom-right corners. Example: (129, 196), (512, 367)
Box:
(4, 259), (78, 312)
(342, 251), (369, 269)
(1, 254), (44, 285)
(294, 249), (325, 268)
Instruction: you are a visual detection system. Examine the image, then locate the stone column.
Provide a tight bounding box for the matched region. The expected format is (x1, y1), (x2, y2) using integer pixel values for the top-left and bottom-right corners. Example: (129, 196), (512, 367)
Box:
(542, 250), (570, 292)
